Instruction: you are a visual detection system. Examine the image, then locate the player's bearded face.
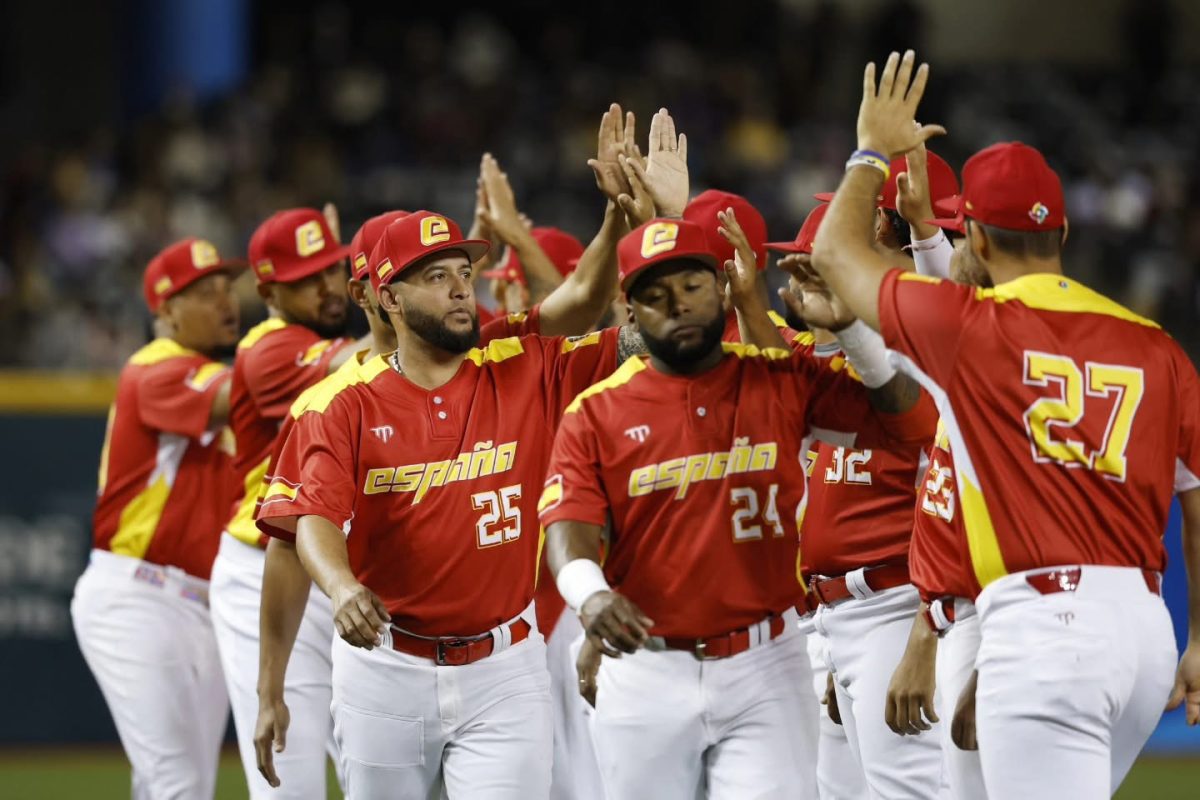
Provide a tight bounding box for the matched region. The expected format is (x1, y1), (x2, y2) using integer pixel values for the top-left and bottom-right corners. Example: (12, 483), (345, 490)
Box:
(275, 263), (350, 339)
(632, 265), (726, 370)
(402, 297), (480, 354)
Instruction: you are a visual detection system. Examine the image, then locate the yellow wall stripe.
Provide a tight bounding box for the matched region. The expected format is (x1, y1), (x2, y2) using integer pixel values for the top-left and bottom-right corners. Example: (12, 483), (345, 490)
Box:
(0, 371), (120, 414)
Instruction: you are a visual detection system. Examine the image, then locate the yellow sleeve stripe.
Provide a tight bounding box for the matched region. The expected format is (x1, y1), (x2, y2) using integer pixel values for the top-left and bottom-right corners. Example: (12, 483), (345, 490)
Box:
(720, 342), (793, 361)
(897, 272), (944, 285)
(792, 331), (816, 347)
(564, 357), (646, 414)
(466, 337), (526, 366)
(537, 477), (563, 513)
(237, 318), (288, 351)
(298, 340), (335, 366)
(128, 338), (194, 366)
(262, 481), (298, 501)
(294, 355), (390, 417)
(186, 362), (229, 391)
(766, 310), (788, 328)
(560, 331), (603, 353)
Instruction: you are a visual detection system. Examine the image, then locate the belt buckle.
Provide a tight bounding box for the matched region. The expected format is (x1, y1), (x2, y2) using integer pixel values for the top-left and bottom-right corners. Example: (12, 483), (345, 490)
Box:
(435, 639), (468, 667)
(693, 639), (721, 661)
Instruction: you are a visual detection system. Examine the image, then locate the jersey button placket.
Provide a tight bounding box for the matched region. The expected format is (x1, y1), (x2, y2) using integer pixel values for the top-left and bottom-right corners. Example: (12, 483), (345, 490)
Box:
(429, 395), (458, 438)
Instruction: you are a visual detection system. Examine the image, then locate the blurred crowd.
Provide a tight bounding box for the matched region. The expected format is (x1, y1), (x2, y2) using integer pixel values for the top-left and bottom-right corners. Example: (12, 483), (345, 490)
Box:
(1, 1), (1198, 369)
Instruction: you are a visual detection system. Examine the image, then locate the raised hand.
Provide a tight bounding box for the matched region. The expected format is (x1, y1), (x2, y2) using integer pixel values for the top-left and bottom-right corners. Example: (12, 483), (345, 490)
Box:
(587, 103), (636, 203)
(468, 163), (502, 259)
(717, 208), (760, 303)
(579, 590), (654, 657)
(642, 108), (689, 218)
(478, 153), (531, 245)
(895, 133), (934, 228)
(323, 202), (341, 243)
(617, 154), (656, 228)
(858, 50), (946, 159)
(778, 253), (857, 331)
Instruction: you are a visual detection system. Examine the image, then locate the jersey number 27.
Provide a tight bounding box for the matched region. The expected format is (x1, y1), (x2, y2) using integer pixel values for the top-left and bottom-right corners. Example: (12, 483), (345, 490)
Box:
(1022, 351), (1144, 481)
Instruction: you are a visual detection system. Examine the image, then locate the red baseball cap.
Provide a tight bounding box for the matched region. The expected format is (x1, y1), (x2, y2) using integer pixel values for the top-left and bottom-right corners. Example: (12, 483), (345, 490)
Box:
(349, 211), (410, 281)
(815, 150), (959, 211)
(481, 227), (585, 284)
(248, 208), (351, 284)
(766, 203), (829, 255)
(143, 237), (245, 312)
(683, 189), (769, 269)
(618, 218), (719, 293)
(928, 142), (1065, 234)
(369, 211), (490, 291)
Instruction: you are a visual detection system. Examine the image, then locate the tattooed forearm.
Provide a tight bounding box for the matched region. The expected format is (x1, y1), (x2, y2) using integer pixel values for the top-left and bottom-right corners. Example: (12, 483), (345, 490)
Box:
(616, 325), (648, 364)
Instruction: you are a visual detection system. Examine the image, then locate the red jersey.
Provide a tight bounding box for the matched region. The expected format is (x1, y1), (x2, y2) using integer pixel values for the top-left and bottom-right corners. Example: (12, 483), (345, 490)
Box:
(92, 339), (235, 579)
(224, 320), (354, 547)
(255, 328), (624, 636)
(879, 271), (1200, 590)
(800, 441), (925, 577)
(909, 419), (980, 602)
(538, 344), (937, 639)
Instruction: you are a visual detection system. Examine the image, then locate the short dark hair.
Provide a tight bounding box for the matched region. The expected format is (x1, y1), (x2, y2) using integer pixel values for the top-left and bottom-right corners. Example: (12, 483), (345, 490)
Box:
(978, 222), (1063, 259)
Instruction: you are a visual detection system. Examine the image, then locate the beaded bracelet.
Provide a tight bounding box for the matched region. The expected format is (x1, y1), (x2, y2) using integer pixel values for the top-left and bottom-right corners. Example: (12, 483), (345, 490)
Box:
(845, 149), (890, 181)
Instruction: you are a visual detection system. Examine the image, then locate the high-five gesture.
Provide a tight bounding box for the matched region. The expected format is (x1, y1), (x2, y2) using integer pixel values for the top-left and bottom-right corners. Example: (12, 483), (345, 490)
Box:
(778, 253), (856, 332)
(587, 103), (636, 203)
(858, 50), (945, 159)
(641, 107), (689, 218)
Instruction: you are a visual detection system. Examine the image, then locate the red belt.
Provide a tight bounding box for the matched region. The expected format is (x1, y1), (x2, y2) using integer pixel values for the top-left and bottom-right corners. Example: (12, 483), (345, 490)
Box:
(663, 614), (787, 660)
(810, 562), (911, 606)
(390, 619), (531, 666)
(1025, 567), (1161, 597)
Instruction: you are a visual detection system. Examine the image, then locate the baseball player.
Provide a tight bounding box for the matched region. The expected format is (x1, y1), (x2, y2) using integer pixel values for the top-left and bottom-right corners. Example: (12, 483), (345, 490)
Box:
(727, 198), (950, 800)
(73, 238), (242, 799)
(253, 205), (644, 798)
(482, 225), (585, 315)
(209, 206), (364, 798)
(809, 50), (1200, 799)
(540, 216), (937, 800)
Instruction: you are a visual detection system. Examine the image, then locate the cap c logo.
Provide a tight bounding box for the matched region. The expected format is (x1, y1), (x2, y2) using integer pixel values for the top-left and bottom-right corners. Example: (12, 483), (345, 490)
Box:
(1028, 202), (1050, 225)
(295, 220), (327, 257)
(190, 240), (220, 269)
(420, 216), (451, 246)
(377, 258), (395, 282)
(640, 222), (680, 258)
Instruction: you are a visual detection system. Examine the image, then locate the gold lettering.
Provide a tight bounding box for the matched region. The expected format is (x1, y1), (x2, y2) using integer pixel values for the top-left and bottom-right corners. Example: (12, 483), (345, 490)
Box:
(364, 468), (396, 495)
(446, 453), (470, 484)
(654, 458), (685, 492)
(729, 437), (752, 474)
(495, 442), (517, 473)
(391, 464), (425, 494)
(413, 460), (451, 504)
(749, 443), (778, 472)
(676, 453), (712, 499)
(469, 447), (496, 480)
(629, 465), (657, 497)
(706, 452), (730, 481)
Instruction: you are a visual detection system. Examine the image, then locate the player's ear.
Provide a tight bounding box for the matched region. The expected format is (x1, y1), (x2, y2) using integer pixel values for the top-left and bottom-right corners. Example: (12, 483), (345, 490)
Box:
(1061, 218), (1070, 247)
(968, 221), (989, 262)
(256, 282), (275, 307)
(346, 278), (370, 311)
(377, 283), (402, 315)
(623, 299), (637, 329)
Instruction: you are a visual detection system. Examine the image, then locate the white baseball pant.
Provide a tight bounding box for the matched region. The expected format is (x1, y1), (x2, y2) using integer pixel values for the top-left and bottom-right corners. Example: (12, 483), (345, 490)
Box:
(330, 608), (553, 799)
(209, 532), (341, 798)
(804, 625), (868, 800)
(590, 616), (818, 800)
(545, 610), (603, 800)
(814, 583), (945, 799)
(72, 549), (228, 800)
(974, 565), (1176, 799)
(934, 599), (986, 799)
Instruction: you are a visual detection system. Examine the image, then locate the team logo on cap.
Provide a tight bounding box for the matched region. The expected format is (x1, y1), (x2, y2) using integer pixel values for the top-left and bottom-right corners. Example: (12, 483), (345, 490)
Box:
(640, 222), (680, 258)
(353, 253), (368, 273)
(376, 258), (396, 282)
(190, 240), (220, 269)
(154, 276), (173, 296)
(256, 260), (275, 278)
(1028, 202), (1050, 225)
(295, 220), (327, 257)
(420, 216), (451, 246)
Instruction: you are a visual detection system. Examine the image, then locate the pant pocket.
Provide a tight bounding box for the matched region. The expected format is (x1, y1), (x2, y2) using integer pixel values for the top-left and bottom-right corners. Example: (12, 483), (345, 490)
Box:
(337, 703), (425, 768)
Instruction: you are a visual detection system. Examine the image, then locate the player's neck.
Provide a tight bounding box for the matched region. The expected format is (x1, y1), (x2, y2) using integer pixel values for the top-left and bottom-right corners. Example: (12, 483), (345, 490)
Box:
(986, 256), (1064, 287)
(648, 345), (725, 378)
(390, 335), (468, 390)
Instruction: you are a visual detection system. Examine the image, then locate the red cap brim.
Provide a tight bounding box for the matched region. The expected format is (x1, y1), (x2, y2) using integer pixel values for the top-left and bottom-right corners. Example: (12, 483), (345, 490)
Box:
(480, 268), (509, 281)
(812, 191), (835, 203)
(765, 240), (805, 254)
(259, 245), (352, 284)
(377, 240), (491, 288)
(926, 215), (965, 234)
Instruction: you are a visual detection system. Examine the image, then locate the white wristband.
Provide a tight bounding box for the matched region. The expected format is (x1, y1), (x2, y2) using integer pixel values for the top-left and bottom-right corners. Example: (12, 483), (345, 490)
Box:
(835, 320), (896, 388)
(556, 559), (611, 612)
